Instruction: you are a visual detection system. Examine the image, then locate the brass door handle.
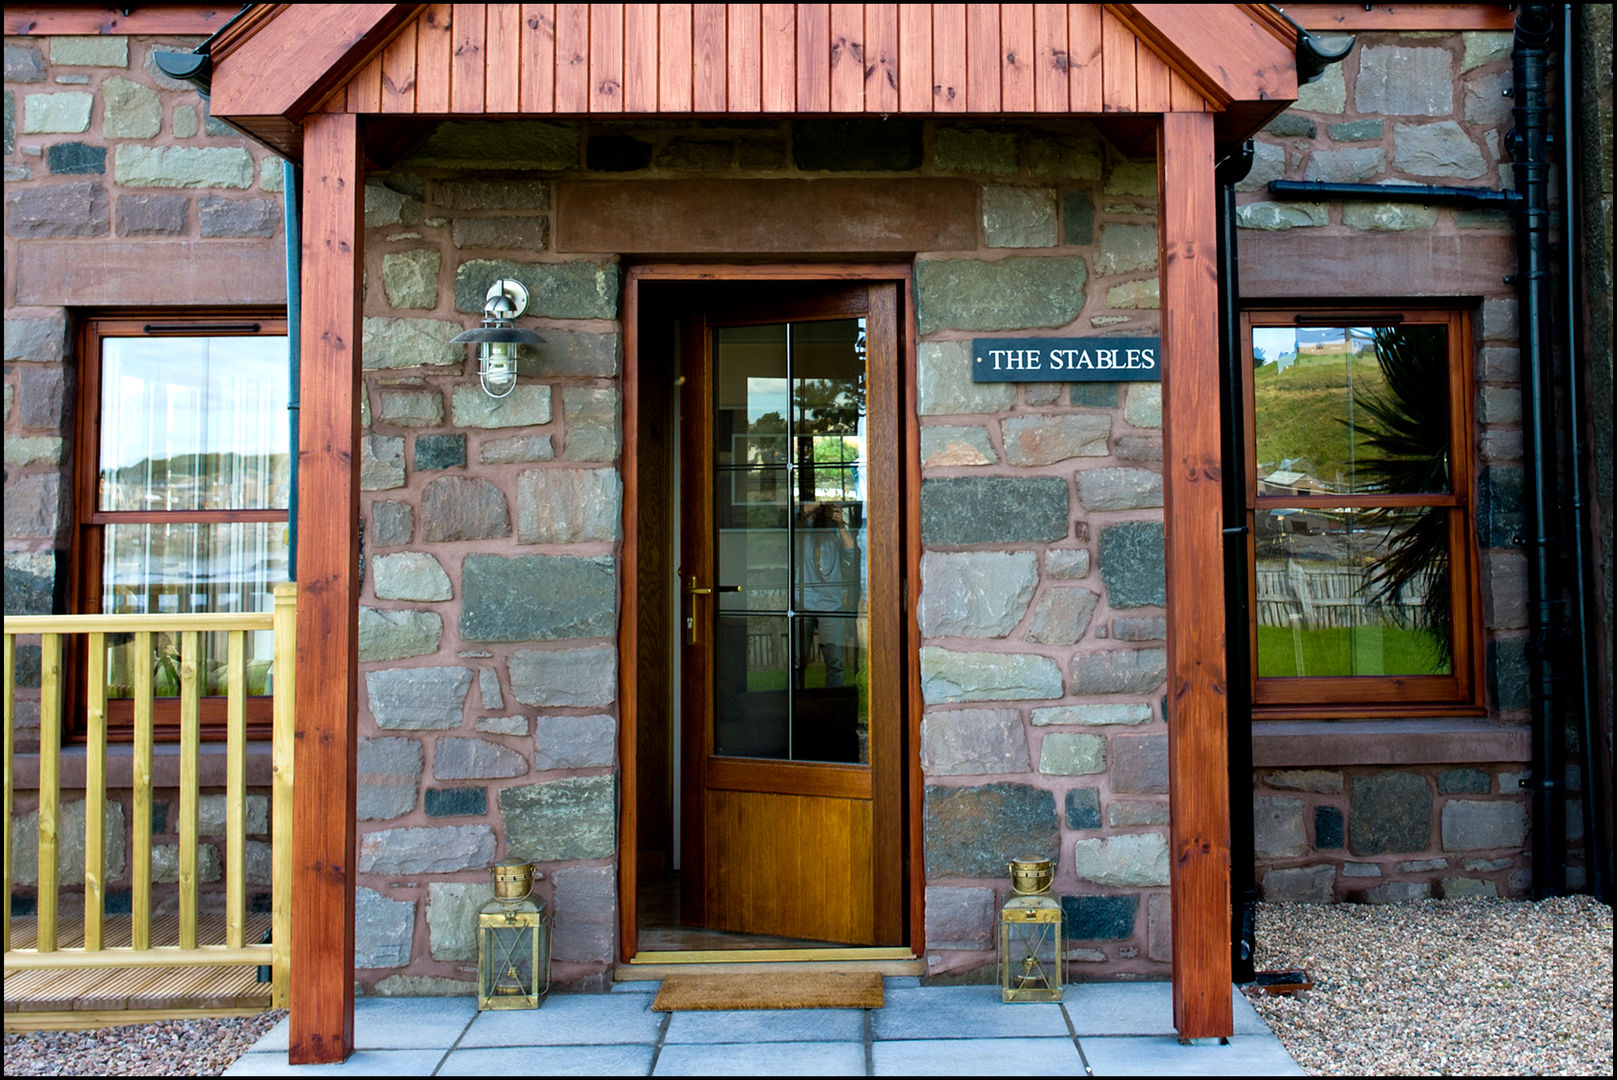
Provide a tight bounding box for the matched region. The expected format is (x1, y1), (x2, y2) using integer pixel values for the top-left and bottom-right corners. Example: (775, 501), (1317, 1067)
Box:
(683, 582), (741, 643)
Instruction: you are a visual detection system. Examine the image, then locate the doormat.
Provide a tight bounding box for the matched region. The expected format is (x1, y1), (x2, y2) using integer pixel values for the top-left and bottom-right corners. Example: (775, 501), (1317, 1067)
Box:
(651, 971), (884, 1011)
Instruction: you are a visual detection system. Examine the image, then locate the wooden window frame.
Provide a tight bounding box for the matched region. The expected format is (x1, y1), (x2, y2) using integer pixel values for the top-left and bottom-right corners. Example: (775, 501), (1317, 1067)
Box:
(1241, 305), (1486, 719)
(72, 312), (290, 742)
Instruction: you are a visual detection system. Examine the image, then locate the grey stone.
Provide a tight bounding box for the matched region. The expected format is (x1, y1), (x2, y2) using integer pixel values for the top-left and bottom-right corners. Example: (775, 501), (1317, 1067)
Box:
(426, 882), (495, 961)
(1303, 147), (1386, 183)
(1108, 800), (1169, 827)
(1342, 202), (1440, 230)
(1071, 832), (1169, 887)
(1396, 857), (1448, 873)
(1235, 142), (1287, 194)
(917, 341), (1017, 415)
(508, 645), (617, 707)
(373, 501), (415, 547)
(500, 775), (617, 862)
(1478, 466), (1524, 548)
(982, 187), (1057, 248)
(1267, 769), (1344, 794)
(357, 736), (423, 821)
(363, 316), (463, 370)
(917, 551), (1039, 638)
(1112, 616), (1165, 642)
(114, 145), (253, 188)
(1024, 383), (1063, 406)
(358, 606), (442, 662)
(173, 105), (197, 138)
(4, 314), (67, 362)
(1439, 877), (1497, 899)
(793, 118), (922, 171)
(1254, 796), (1307, 858)
(424, 786), (486, 817)
(1071, 648), (1166, 696)
(436, 178), (552, 211)
(1038, 732), (1105, 775)
(921, 477), (1069, 546)
(373, 552), (452, 602)
(934, 127), (1018, 175)
(1063, 189), (1094, 246)
(481, 434), (555, 464)
(1030, 134), (1104, 180)
(1490, 638), (1530, 710)
(46, 141), (104, 175)
(6, 180), (108, 237)
(23, 91), (92, 133)
(923, 783), (1060, 879)
(1046, 549), (1091, 580)
(1104, 161), (1156, 197)
(1094, 224), (1159, 276)
(461, 554), (614, 642)
(4, 551), (56, 616)
(1438, 768), (1491, 794)
(1342, 861), (1380, 878)
(366, 666), (474, 730)
(433, 736), (529, 780)
(382, 250), (442, 309)
(1394, 121), (1488, 180)
(1031, 703), (1151, 726)
(1465, 857), (1515, 872)
(1066, 788), (1102, 829)
(1106, 279), (1159, 309)
(4, 436), (63, 465)
(455, 259), (618, 319)
(1024, 587), (1099, 646)
(1462, 31), (1514, 73)
(920, 425), (995, 467)
(477, 715), (529, 736)
(359, 824), (495, 875)
(6, 43), (47, 83)
(914, 256), (1088, 335)
(1264, 114), (1316, 138)
(552, 864), (616, 964)
(1076, 468), (1162, 511)
(1350, 771), (1433, 855)
(1481, 297), (1518, 340)
(921, 709), (1029, 775)
(530, 329), (619, 377)
(1464, 71), (1513, 126)
(1125, 385), (1161, 429)
(562, 388), (620, 461)
(117, 193), (188, 236)
(196, 794), (270, 836)
(4, 473), (60, 539)
(1002, 413), (1110, 465)
(151, 842), (220, 883)
(451, 384), (552, 428)
(1261, 865), (1335, 903)
(420, 476), (510, 541)
(365, 182), (423, 228)
(1329, 119), (1385, 142)
(1111, 734), (1168, 794)
(404, 120), (579, 170)
(1295, 65), (1346, 112)
(1356, 46), (1453, 116)
(49, 36), (128, 66)
(924, 886), (998, 950)
(1359, 881), (1431, 903)
(354, 886), (415, 969)
(479, 669), (504, 710)
(1442, 800), (1527, 851)
(1483, 551), (1527, 628)
(533, 713), (616, 770)
(451, 216), (550, 250)
(414, 433), (466, 470)
(101, 76), (160, 138)
(1064, 894), (1136, 940)
(376, 388), (443, 428)
(1099, 522), (1164, 607)
(370, 974), (475, 997)
(1236, 202), (1330, 230)
(920, 647), (1063, 704)
(10, 799), (126, 885)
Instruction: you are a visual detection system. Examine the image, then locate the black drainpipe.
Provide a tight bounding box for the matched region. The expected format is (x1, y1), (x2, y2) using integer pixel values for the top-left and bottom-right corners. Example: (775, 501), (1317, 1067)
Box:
(1511, 3), (1566, 899)
(1217, 139), (1257, 982)
(283, 161), (302, 581)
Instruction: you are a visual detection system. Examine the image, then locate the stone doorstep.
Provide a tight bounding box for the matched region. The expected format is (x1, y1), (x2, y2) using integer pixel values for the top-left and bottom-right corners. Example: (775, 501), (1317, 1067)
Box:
(9, 742), (275, 790)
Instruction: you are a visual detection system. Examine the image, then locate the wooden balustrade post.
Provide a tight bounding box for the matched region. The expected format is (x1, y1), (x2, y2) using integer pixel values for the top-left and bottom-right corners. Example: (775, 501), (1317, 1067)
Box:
(290, 112), (363, 1066)
(1159, 110), (1234, 1040)
(271, 583), (297, 1010)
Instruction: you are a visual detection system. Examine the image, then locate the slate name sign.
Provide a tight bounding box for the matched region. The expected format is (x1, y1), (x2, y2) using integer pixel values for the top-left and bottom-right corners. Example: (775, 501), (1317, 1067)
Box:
(971, 337), (1161, 382)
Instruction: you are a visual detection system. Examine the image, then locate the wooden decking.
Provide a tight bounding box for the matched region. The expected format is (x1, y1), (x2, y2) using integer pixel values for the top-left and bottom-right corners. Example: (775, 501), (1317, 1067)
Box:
(4, 912), (273, 1030)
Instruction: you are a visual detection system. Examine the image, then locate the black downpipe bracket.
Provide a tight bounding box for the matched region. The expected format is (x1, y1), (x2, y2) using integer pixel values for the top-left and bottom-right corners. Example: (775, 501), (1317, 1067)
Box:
(1511, 3), (1567, 899)
(1217, 140), (1258, 982)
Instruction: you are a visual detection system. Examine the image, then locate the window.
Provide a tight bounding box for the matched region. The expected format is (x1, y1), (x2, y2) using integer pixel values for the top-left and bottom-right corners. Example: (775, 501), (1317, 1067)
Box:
(74, 316), (290, 739)
(1242, 307), (1483, 715)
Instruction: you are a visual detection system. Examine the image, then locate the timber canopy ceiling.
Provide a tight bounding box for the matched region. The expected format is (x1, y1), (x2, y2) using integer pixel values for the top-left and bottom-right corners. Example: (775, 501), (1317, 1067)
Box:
(207, 4), (1301, 160)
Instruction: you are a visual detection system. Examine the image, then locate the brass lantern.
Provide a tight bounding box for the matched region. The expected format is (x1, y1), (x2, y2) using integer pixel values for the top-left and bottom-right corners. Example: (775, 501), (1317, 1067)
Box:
(998, 857), (1066, 1003)
(476, 858), (551, 1010)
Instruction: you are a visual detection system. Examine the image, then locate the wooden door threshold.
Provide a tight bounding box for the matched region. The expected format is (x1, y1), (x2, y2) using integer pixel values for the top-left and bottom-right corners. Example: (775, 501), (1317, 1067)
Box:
(620, 947), (922, 981)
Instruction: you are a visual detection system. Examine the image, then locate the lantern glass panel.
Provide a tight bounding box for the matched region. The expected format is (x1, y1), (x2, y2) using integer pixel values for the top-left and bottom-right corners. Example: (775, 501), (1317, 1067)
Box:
(476, 899), (550, 1010)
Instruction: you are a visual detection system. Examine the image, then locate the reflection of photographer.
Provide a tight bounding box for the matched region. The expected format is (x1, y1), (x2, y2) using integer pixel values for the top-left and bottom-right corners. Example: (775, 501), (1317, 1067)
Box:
(797, 501), (860, 687)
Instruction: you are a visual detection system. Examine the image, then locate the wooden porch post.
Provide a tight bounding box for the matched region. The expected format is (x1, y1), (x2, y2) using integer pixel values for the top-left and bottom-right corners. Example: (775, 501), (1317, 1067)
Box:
(1158, 110), (1234, 1040)
(290, 111), (363, 1065)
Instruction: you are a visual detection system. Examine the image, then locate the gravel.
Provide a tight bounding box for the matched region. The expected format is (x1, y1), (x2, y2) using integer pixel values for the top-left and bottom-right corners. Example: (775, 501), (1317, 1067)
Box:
(4, 897), (1610, 1075)
(1248, 895), (1614, 1076)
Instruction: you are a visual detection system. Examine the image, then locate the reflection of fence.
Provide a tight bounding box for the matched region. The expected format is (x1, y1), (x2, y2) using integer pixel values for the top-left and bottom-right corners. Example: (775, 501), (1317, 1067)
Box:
(1256, 560), (1429, 630)
(3, 584), (295, 1008)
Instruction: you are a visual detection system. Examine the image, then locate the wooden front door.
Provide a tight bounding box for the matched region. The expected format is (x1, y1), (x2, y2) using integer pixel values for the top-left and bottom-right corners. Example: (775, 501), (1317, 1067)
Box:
(678, 281), (905, 946)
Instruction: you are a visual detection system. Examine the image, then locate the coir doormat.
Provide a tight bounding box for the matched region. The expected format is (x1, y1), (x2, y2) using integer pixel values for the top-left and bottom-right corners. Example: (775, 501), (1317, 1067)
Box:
(651, 971), (884, 1011)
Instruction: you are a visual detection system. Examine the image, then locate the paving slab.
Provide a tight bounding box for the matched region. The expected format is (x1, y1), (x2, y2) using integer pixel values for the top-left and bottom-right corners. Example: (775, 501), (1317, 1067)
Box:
(459, 991), (664, 1046)
(439, 1044), (658, 1076)
(1065, 981), (1271, 1036)
(872, 985), (1070, 1040)
(664, 1007), (866, 1044)
(224, 1049), (447, 1076)
(870, 1037), (1086, 1075)
(653, 1040), (867, 1076)
(1080, 1034), (1307, 1077)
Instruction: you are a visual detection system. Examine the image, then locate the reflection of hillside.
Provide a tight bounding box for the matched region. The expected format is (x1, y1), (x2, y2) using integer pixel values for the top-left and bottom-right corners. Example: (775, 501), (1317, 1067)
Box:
(103, 452), (291, 510)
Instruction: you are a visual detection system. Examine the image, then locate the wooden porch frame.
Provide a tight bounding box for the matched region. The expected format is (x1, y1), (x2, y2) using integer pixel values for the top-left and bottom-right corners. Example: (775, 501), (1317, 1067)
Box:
(198, 4), (1305, 1060)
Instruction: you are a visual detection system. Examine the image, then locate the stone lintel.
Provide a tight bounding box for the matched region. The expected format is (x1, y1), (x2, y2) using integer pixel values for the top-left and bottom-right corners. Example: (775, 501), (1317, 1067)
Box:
(1253, 719), (1530, 768)
(1239, 231), (1513, 300)
(13, 239), (286, 306)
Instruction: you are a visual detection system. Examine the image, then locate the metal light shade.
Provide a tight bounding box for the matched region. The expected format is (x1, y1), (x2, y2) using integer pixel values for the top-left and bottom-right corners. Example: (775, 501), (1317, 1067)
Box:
(451, 325), (547, 345)
(454, 279), (545, 398)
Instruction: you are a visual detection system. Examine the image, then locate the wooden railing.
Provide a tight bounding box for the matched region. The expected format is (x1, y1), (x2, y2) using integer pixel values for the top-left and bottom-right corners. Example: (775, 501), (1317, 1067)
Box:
(3, 583), (295, 1008)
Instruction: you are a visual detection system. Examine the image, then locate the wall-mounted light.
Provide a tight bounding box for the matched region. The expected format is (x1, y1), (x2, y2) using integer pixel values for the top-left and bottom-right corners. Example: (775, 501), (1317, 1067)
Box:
(452, 279), (546, 398)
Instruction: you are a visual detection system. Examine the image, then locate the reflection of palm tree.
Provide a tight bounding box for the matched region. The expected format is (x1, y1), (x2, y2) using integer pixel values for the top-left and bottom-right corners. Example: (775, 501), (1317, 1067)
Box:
(1348, 327), (1451, 662)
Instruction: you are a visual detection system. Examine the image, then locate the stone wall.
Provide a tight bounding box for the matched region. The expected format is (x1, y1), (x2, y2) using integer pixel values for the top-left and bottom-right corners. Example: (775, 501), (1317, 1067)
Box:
(1236, 28), (1540, 900)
